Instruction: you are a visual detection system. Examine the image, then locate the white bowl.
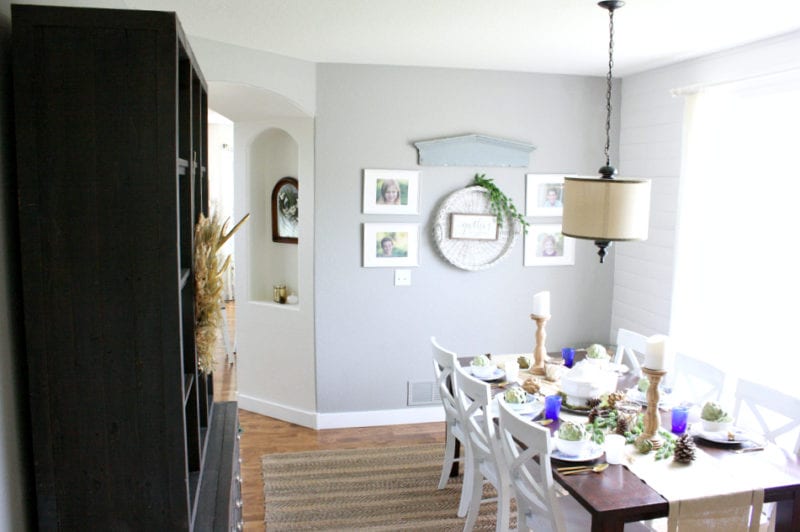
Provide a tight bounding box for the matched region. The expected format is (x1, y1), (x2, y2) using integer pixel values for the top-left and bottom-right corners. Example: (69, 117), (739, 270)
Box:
(470, 363), (497, 379)
(584, 355), (610, 370)
(555, 433), (591, 456)
(702, 419), (733, 433)
(501, 397), (529, 411)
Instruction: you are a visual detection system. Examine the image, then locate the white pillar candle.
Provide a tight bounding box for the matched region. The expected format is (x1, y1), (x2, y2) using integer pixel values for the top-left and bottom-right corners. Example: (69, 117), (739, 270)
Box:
(532, 291), (550, 317)
(645, 334), (669, 370)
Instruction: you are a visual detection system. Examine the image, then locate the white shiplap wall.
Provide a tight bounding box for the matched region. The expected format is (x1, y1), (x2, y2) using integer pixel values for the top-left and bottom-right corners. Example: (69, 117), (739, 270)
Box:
(611, 29), (800, 339)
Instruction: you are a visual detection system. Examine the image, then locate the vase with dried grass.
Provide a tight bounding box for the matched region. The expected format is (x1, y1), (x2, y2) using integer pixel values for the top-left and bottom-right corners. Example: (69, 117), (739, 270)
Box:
(194, 211), (250, 375)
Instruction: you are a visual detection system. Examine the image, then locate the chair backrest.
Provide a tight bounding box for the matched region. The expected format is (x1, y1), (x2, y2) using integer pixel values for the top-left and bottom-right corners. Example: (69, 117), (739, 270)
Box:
(453, 366), (496, 463)
(431, 337), (460, 422)
(497, 400), (564, 532)
(614, 328), (645, 376)
(671, 352), (726, 405)
(732, 378), (800, 455)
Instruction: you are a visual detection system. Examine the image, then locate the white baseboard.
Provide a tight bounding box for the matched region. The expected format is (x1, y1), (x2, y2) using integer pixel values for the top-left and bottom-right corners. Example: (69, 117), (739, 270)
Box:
(237, 393), (318, 428)
(236, 393), (445, 430)
(316, 405), (445, 429)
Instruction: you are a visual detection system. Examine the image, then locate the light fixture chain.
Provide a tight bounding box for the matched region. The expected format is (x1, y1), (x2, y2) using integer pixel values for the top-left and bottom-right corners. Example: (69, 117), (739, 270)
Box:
(604, 8), (615, 167)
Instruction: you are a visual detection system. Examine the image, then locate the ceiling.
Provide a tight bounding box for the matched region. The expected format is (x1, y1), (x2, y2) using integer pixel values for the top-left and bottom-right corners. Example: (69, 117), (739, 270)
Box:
(113, 0), (800, 77)
(28, 0), (800, 120)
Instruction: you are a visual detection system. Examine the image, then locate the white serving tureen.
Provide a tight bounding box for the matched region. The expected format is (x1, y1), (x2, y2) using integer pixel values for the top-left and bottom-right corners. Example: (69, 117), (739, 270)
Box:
(560, 360), (618, 407)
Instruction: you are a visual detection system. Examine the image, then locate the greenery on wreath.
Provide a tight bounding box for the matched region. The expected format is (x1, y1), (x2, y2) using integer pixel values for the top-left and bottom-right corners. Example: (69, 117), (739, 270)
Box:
(472, 173), (529, 234)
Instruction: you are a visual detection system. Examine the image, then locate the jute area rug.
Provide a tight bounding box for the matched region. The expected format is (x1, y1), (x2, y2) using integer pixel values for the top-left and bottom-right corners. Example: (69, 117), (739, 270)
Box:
(262, 443), (516, 531)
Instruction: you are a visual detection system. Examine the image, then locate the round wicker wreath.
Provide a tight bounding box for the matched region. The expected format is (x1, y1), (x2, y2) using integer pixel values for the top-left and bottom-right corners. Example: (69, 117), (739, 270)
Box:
(432, 186), (520, 271)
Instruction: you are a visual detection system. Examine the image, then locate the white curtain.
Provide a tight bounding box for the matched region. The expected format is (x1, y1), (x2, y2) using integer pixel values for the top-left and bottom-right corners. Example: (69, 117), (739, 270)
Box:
(671, 71), (800, 395)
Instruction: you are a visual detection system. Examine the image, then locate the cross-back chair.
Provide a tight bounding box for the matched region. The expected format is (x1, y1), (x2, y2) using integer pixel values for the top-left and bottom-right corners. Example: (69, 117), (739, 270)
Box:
(431, 336), (472, 517)
(453, 366), (512, 532)
(614, 328), (646, 376)
(733, 378), (800, 455)
(670, 352), (726, 406)
(497, 400), (654, 531)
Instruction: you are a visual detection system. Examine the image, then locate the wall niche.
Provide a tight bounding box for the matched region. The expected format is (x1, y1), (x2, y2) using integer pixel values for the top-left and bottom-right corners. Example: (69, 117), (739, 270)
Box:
(248, 127), (299, 303)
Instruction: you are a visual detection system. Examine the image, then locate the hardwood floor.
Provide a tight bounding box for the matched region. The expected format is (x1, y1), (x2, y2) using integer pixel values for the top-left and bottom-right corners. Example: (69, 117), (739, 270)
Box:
(211, 301), (447, 531)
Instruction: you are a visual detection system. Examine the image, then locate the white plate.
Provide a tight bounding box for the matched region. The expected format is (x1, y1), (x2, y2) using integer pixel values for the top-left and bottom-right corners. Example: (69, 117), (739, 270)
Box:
(551, 442), (604, 462)
(560, 404), (592, 415)
(472, 367), (505, 381)
(627, 388), (672, 408)
(689, 425), (755, 445)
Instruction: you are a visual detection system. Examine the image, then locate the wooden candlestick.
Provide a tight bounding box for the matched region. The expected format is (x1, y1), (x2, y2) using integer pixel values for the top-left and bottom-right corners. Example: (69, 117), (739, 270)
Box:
(636, 367), (667, 450)
(530, 313), (550, 376)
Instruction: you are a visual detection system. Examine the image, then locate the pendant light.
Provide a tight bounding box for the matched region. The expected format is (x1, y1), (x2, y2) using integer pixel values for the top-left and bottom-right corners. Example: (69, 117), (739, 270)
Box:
(562, 0), (651, 263)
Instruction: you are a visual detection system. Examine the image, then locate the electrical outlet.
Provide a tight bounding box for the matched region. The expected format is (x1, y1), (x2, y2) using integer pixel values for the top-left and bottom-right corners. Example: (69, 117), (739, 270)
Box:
(394, 269), (411, 286)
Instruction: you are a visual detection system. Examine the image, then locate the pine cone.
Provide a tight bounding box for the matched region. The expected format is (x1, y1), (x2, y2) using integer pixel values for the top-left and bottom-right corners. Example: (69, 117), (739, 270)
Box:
(674, 433), (697, 463)
(606, 391), (626, 409)
(615, 415), (629, 436)
(585, 397), (601, 409)
(522, 377), (540, 394)
(588, 407), (600, 424)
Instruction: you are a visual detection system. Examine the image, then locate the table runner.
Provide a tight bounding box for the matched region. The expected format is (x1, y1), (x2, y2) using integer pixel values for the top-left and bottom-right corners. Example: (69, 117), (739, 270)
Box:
(624, 445), (764, 531)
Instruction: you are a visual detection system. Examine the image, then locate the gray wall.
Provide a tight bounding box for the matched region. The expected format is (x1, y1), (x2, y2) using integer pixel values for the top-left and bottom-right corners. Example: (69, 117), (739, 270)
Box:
(314, 64), (617, 414)
(0, 0), (33, 528)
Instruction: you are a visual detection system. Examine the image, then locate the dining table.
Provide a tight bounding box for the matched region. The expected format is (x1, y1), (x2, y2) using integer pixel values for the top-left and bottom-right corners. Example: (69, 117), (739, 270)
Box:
(456, 350), (800, 532)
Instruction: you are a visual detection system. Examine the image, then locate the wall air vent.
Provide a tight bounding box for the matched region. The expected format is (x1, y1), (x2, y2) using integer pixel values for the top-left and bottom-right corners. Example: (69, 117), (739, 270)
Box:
(407, 381), (441, 406)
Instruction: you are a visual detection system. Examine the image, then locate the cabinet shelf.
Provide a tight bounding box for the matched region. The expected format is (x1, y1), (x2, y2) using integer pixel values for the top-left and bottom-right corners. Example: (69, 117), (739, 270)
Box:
(13, 5), (239, 530)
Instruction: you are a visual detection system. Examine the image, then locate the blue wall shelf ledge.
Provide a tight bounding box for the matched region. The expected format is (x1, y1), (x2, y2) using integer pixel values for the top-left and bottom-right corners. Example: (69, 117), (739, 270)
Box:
(413, 133), (535, 167)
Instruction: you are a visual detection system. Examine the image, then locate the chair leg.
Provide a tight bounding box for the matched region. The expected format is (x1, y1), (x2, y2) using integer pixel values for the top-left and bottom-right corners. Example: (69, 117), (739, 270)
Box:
(438, 428), (457, 489)
(494, 478), (511, 532)
(457, 445), (474, 518)
(462, 466), (484, 532)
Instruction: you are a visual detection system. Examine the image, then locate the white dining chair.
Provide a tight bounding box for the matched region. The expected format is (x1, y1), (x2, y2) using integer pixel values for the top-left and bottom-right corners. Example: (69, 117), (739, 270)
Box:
(497, 399), (654, 532)
(431, 336), (473, 517)
(733, 378), (800, 455)
(453, 365), (513, 532)
(732, 378), (800, 532)
(670, 352), (726, 406)
(614, 328), (646, 376)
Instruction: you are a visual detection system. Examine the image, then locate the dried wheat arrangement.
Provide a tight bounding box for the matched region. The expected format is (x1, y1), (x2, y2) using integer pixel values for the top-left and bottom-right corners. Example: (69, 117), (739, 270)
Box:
(194, 211), (250, 374)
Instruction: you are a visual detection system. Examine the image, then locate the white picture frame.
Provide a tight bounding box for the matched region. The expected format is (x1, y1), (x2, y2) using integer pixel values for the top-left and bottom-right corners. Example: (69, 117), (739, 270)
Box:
(524, 224), (575, 266)
(525, 174), (575, 217)
(363, 223), (419, 267)
(449, 213), (498, 241)
(362, 169), (420, 214)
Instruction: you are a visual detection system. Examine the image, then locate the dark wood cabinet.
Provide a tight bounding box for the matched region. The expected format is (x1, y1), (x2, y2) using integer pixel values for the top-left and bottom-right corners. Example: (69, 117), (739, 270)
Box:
(12, 5), (240, 530)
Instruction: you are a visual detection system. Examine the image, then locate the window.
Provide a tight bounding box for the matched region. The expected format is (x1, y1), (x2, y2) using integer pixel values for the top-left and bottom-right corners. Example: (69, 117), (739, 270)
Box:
(670, 70), (800, 395)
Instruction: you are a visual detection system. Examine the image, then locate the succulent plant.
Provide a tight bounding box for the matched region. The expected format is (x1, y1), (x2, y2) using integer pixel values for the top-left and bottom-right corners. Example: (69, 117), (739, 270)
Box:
(586, 344), (609, 359)
(701, 401), (732, 422)
(559, 421), (587, 441)
(472, 354), (491, 367)
(504, 387), (527, 404)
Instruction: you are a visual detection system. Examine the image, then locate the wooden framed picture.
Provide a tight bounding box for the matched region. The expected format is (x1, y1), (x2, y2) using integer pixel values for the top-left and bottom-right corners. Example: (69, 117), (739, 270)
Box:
(524, 224), (575, 266)
(271, 176), (298, 243)
(363, 223), (419, 267)
(525, 174), (575, 217)
(362, 169), (420, 214)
